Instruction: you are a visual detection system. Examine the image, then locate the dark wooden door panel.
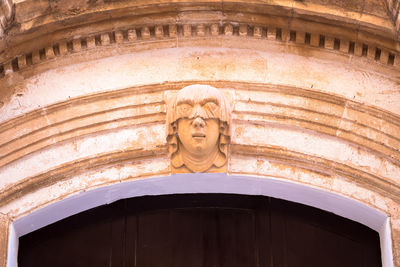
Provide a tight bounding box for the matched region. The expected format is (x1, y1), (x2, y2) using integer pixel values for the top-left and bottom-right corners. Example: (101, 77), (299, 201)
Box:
(284, 218), (365, 267)
(134, 208), (258, 267)
(215, 209), (257, 267)
(18, 204), (117, 267)
(169, 210), (204, 267)
(136, 210), (173, 267)
(18, 194), (382, 267)
(124, 212), (137, 267)
(254, 208), (271, 267)
(270, 198), (381, 267)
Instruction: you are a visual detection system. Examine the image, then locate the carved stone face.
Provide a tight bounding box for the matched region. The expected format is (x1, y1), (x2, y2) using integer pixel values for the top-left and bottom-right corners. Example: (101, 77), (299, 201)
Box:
(177, 117), (219, 157)
(167, 84), (231, 173)
(176, 95), (221, 157)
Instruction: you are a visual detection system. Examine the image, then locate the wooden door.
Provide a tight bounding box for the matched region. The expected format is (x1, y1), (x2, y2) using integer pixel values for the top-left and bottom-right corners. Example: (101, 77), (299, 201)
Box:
(18, 194), (381, 267)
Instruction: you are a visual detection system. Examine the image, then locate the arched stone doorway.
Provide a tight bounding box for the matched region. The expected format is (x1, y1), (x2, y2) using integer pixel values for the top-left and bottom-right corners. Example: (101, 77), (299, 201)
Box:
(7, 174), (392, 266)
(1, 1), (400, 266)
(18, 193), (382, 267)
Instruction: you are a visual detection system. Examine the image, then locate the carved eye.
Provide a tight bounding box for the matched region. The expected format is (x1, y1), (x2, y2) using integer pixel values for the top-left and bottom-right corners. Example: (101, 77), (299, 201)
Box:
(203, 101), (218, 110)
(177, 103), (193, 116)
(202, 101), (219, 116)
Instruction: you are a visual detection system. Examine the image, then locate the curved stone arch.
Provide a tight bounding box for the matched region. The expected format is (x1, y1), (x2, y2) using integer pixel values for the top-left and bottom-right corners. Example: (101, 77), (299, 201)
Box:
(0, 1), (400, 266)
(1, 80), (399, 204)
(6, 173), (393, 267)
(1, 79), (399, 267)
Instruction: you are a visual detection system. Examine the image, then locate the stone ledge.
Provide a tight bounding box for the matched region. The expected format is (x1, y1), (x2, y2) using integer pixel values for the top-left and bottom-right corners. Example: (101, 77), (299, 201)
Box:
(1, 18), (399, 80)
(9, 1), (394, 39)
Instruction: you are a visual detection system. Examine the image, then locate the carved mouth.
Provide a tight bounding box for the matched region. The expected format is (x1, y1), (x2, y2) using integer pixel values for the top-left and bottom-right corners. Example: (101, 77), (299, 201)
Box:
(192, 133), (206, 138)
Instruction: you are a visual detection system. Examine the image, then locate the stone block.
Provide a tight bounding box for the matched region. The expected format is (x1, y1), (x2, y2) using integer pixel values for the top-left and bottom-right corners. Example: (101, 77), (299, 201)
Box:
(87, 36), (96, 48)
(254, 26), (262, 38)
(367, 46), (376, 60)
(267, 27), (276, 40)
(210, 24), (219, 36)
(169, 24), (177, 37)
(380, 50), (389, 65)
(183, 25), (191, 37)
(281, 28), (289, 42)
(127, 29), (137, 41)
(141, 27), (150, 39)
(394, 53), (400, 68)
(295, 31), (305, 44)
(45, 46), (55, 59)
(3, 61), (12, 75)
(73, 39), (82, 52)
(239, 24), (247, 36)
(196, 24), (205, 36)
(101, 33), (110, 45)
(155, 25), (163, 38)
(354, 42), (363, 56)
(310, 33), (319, 47)
(17, 55), (27, 69)
(339, 39), (349, 53)
(59, 41), (68, 54)
(32, 50), (41, 64)
(325, 36), (334, 50)
(115, 30), (124, 43)
(224, 24), (233, 36)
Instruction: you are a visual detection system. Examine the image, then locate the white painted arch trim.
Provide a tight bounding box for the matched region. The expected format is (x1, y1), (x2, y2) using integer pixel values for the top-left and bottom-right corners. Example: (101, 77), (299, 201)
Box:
(8, 174), (394, 267)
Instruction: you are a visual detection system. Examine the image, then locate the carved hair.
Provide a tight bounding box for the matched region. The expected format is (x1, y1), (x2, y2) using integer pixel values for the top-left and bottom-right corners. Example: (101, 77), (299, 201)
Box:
(167, 84), (231, 169)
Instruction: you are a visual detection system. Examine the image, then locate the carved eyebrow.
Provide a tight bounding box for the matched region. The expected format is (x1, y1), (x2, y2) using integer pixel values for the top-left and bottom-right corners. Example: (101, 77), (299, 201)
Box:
(200, 97), (219, 105)
(177, 99), (194, 106)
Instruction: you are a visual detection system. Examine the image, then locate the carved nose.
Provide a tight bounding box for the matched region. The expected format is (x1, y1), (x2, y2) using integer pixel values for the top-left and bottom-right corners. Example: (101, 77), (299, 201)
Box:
(190, 104), (208, 119)
(192, 117), (205, 128)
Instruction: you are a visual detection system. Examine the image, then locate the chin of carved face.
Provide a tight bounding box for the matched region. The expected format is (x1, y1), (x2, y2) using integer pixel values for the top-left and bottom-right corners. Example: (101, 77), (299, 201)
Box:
(177, 117), (219, 156)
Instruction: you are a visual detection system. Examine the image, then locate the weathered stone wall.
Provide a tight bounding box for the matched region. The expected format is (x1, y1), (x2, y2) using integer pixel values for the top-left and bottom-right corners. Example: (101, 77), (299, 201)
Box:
(0, 1), (399, 266)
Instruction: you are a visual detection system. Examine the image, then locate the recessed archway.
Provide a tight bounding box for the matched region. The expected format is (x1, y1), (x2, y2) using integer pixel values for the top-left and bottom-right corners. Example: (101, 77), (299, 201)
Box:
(18, 193), (382, 267)
(7, 174), (393, 267)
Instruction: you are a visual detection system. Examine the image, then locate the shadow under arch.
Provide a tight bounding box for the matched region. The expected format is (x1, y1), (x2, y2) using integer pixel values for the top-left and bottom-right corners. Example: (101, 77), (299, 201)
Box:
(8, 173), (394, 267)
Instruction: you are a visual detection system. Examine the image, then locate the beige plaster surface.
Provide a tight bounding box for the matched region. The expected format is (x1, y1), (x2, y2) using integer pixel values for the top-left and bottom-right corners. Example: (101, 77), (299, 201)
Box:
(1, 47), (400, 124)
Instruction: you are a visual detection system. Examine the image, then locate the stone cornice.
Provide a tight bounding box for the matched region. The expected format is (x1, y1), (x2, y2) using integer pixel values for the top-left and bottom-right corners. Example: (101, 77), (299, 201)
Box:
(8, 0), (395, 38)
(1, 5), (399, 78)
